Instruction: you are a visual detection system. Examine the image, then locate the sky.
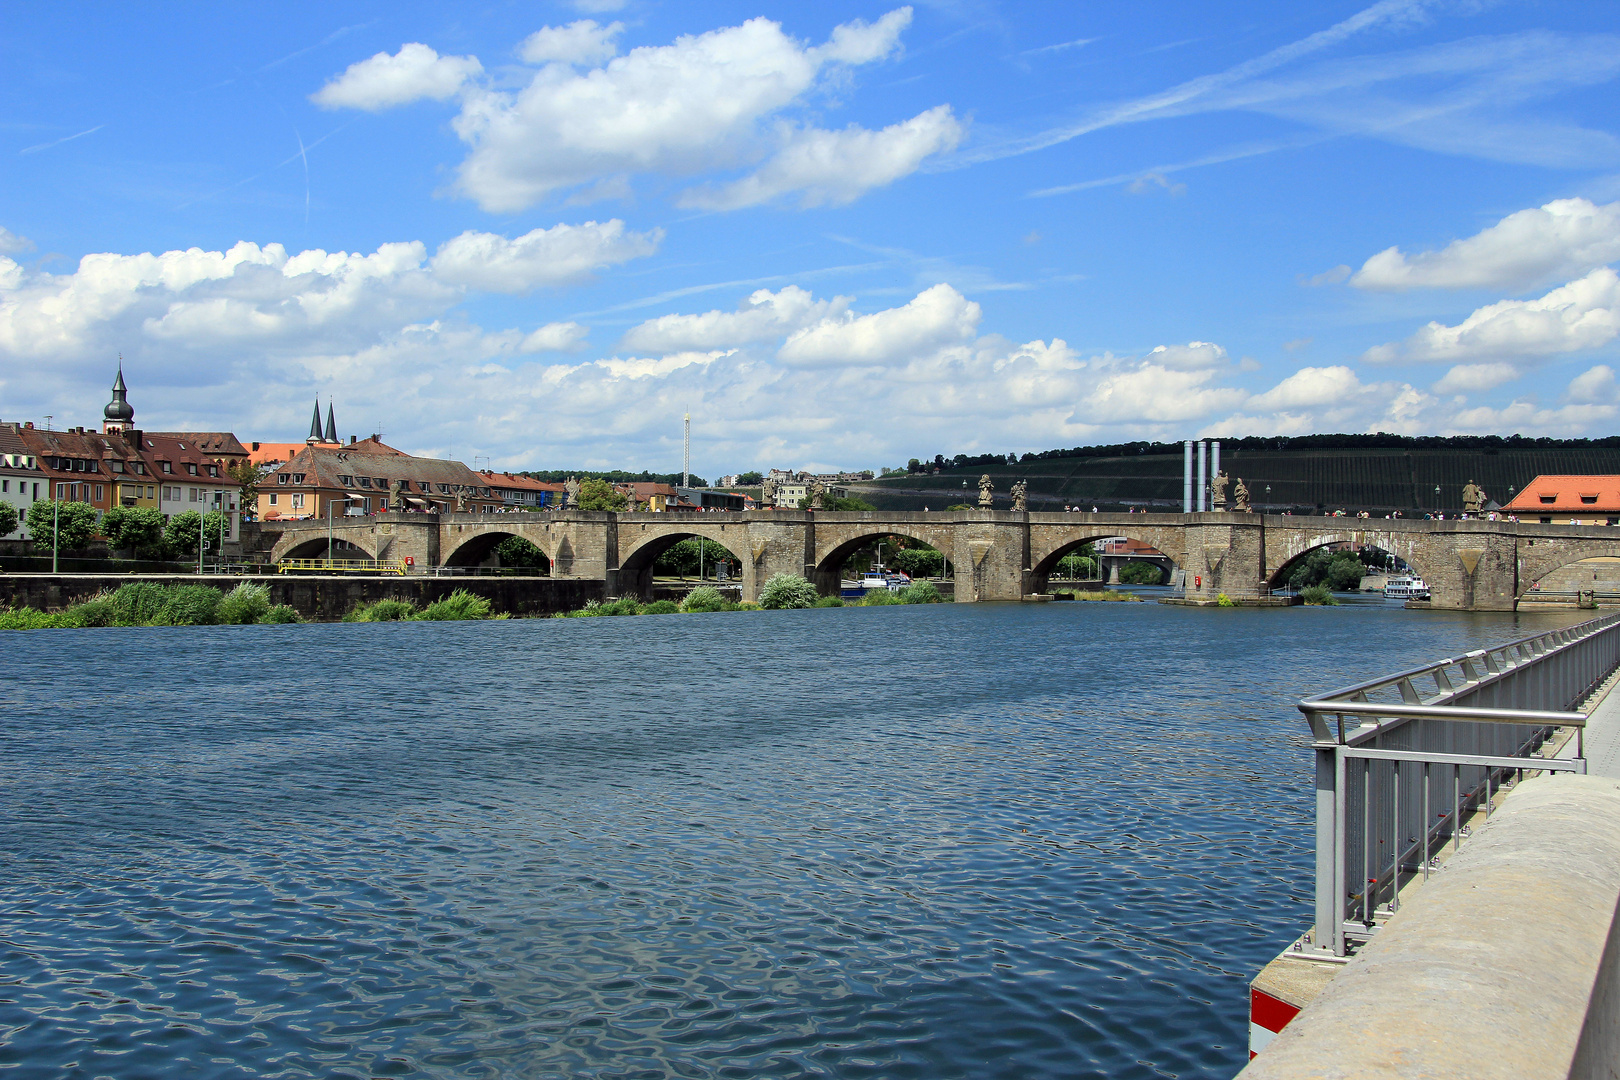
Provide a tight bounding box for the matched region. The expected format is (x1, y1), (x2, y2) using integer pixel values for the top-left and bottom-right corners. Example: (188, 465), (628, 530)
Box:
(3, 0), (1619, 477)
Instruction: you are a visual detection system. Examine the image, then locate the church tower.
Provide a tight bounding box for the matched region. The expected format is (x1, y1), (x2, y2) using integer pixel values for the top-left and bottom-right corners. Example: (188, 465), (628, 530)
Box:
(103, 365), (135, 433)
(306, 397), (324, 444)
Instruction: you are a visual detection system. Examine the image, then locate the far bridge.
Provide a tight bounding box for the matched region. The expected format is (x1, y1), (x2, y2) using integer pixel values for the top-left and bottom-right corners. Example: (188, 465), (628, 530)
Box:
(261, 509), (1620, 610)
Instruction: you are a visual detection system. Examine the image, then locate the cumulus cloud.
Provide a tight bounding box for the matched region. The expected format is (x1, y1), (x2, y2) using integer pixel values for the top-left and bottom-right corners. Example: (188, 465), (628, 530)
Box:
(1364, 267), (1620, 364)
(432, 9), (935, 211)
(622, 286), (848, 352)
(1247, 366), (1371, 411)
(1352, 198), (1620, 292)
(429, 220), (662, 293)
(680, 106), (963, 209)
(778, 283), (979, 366)
(520, 321), (590, 354)
(0, 227), (34, 256)
(1567, 364), (1617, 404)
(1432, 362), (1520, 395)
(519, 20), (623, 66)
(311, 43), (482, 111)
(1144, 341), (1228, 371)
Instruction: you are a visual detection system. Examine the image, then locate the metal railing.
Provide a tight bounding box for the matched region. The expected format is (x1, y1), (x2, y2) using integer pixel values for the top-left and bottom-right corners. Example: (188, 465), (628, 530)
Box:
(1300, 612), (1620, 957)
(276, 558), (406, 575)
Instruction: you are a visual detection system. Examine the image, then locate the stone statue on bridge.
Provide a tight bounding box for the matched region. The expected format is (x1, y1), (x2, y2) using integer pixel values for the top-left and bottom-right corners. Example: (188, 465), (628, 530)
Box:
(809, 479), (826, 508)
(564, 476), (581, 509)
(390, 479), (409, 512)
(1234, 477), (1251, 512)
(1462, 480), (1487, 515)
(1210, 471), (1230, 511)
(1011, 479), (1028, 511)
(454, 486), (470, 513)
(978, 474), (994, 509)
(761, 477), (777, 508)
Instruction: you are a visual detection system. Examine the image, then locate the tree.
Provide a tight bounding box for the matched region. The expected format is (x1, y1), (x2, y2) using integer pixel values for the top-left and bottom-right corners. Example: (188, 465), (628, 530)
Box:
(575, 478), (628, 511)
(0, 501), (16, 539)
(101, 506), (167, 557)
(653, 537), (733, 577)
(495, 535), (548, 571)
(820, 494), (874, 511)
(907, 458), (922, 474)
(735, 471), (763, 485)
(891, 546), (944, 578)
(227, 460), (268, 511)
(1118, 560), (1165, 585)
(1056, 553), (1096, 578)
(163, 510), (230, 560)
(26, 500), (99, 551)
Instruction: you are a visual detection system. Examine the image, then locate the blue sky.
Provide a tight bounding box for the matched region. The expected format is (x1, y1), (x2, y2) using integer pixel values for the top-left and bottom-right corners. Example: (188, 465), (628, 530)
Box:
(3, 1), (1619, 476)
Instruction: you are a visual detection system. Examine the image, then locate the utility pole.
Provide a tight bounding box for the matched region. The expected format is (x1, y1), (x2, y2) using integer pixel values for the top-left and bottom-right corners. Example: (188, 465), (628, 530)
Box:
(682, 412), (690, 489)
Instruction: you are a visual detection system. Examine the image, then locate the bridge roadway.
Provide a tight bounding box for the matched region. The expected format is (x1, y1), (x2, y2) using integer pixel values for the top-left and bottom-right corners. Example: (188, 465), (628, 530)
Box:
(263, 509), (1620, 610)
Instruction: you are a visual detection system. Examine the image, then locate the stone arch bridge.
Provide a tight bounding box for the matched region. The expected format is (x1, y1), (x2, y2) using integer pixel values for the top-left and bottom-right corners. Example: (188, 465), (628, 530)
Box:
(263, 509), (1620, 610)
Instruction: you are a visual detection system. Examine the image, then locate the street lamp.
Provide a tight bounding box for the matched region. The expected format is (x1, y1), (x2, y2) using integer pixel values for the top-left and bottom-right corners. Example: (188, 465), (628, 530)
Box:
(1435, 484), (1442, 512)
(52, 493), (59, 574)
(328, 495), (358, 565)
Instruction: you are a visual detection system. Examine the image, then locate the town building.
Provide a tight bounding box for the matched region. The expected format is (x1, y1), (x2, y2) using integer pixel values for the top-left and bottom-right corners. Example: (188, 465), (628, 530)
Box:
(0, 423), (42, 540)
(245, 397), (347, 469)
(479, 471), (566, 509)
(259, 437), (502, 520)
(1503, 476), (1620, 525)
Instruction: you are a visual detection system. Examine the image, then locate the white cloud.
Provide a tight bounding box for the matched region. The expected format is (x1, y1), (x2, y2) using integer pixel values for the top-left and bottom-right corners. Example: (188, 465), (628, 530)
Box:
(1352, 198), (1620, 292)
(679, 106), (963, 210)
(1365, 267), (1620, 364)
(519, 20), (623, 66)
(1144, 341), (1228, 371)
(1432, 362), (1519, 395)
(0, 227), (33, 256)
(429, 220), (662, 293)
(1248, 365), (1370, 411)
(520, 321), (590, 354)
(311, 43), (482, 111)
(622, 286), (848, 352)
(1567, 364), (1617, 404)
(440, 10), (924, 211)
(778, 283), (979, 366)
(1075, 362), (1247, 424)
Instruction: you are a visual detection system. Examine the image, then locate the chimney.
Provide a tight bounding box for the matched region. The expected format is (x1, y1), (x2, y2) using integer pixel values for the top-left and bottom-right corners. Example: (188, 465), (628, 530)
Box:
(25, 421), (33, 429)
(350, 435), (357, 445)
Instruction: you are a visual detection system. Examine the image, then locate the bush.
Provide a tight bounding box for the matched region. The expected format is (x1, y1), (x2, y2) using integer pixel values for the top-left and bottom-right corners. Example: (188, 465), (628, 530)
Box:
(1216, 593), (1236, 608)
(260, 604), (300, 624)
(217, 582), (272, 625)
(597, 596), (641, 616)
(108, 582), (170, 626)
(681, 586), (726, 613)
(813, 595), (844, 607)
(899, 580), (944, 604)
(1118, 561), (1165, 585)
(642, 599), (681, 614)
(62, 596), (117, 627)
(344, 598), (417, 622)
(859, 590), (905, 606)
(0, 607), (65, 630)
(415, 589), (493, 621)
(156, 584), (223, 626)
(759, 573), (818, 609)
(737, 601), (760, 611)
(1299, 585), (1340, 606)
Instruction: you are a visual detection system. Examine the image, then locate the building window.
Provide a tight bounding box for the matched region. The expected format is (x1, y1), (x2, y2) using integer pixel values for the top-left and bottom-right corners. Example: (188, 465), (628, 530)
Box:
(135, 463), (147, 475)
(357, 476), (372, 488)
(207, 465), (218, 477)
(268, 493), (278, 505)
(186, 463), (198, 475)
(291, 493), (305, 509)
(292, 474), (305, 485)
(94, 485), (103, 501)
(161, 461), (173, 473)
(111, 460), (124, 473)
(278, 474), (290, 485)
(56, 483), (66, 499)
(1582, 495), (1598, 504)
(1539, 495), (1557, 504)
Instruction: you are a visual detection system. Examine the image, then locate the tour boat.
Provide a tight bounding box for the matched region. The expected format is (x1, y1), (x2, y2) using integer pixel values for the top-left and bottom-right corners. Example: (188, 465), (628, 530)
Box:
(1384, 576), (1430, 600)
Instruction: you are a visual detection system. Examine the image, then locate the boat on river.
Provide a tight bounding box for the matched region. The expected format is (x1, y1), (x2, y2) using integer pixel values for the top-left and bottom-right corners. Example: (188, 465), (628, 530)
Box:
(1384, 575), (1430, 600)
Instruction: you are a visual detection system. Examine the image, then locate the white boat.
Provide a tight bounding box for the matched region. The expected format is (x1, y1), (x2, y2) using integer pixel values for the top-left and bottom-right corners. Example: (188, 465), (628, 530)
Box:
(1384, 575), (1430, 600)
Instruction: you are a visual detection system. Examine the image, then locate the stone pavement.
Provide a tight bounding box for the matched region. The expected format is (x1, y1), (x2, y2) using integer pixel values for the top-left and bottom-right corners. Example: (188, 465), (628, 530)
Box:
(1559, 673), (1620, 778)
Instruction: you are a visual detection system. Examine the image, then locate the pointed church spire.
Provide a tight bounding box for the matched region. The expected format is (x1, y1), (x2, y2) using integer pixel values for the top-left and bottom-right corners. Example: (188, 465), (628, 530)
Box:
(324, 402), (338, 445)
(103, 359), (135, 432)
(308, 397), (323, 443)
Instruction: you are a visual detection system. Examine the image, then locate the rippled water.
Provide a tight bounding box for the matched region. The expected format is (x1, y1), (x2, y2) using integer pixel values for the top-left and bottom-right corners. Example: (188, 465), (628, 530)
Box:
(0, 601), (1587, 1079)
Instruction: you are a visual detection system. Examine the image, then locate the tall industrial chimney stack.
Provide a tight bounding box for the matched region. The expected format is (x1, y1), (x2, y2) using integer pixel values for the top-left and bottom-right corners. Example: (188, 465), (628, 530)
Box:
(682, 412), (690, 489)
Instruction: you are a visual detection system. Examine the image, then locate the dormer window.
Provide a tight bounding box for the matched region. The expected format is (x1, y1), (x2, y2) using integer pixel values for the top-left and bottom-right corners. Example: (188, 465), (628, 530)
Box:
(161, 461), (173, 474)
(111, 460), (124, 473)
(186, 463), (198, 475)
(338, 474), (353, 486)
(1581, 495), (1598, 504)
(291, 474), (305, 485)
(207, 465), (218, 477)
(357, 476), (372, 488)
(1540, 494), (1557, 504)
(278, 473), (290, 485)
(134, 462), (146, 475)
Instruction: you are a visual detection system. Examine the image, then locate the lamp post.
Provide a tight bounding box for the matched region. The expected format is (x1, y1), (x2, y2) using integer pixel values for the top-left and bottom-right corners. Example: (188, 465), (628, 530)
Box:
(1435, 484), (1442, 513)
(52, 494), (58, 574)
(328, 495), (357, 565)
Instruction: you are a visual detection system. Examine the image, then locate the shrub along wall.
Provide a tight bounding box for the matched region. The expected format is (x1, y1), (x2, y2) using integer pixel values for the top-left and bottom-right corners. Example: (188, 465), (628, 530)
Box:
(0, 574), (604, 622)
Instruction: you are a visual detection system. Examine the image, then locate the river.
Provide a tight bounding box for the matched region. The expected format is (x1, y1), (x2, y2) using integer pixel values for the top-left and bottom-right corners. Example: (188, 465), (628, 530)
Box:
(0, 600), (1588, 1079)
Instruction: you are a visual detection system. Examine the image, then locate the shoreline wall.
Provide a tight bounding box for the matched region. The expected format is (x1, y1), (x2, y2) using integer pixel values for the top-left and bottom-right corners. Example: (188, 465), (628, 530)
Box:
(0, 573), (604, 621)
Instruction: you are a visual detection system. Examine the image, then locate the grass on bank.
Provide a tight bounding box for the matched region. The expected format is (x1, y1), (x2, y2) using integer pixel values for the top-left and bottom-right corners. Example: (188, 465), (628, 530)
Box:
(1051, 589), (1146, 602)
(0, 581), (300, 630)
(555, 575), (949, 618)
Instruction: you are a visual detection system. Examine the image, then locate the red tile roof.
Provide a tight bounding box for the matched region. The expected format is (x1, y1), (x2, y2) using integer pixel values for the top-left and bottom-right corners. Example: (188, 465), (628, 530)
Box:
(1503, 475), (1620, 515)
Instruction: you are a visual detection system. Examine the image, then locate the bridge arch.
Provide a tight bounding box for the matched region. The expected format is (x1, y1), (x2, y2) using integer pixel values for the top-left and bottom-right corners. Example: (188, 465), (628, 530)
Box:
(1263, 531), (1424, 591)
(811, 525), (958, 595)
(442, 529), (552, 571)
(1030, 533), (1178, 591)
(1518, 538), (1620, 596)
(273, 533), (379, 562)
(617, 524), (749, 600)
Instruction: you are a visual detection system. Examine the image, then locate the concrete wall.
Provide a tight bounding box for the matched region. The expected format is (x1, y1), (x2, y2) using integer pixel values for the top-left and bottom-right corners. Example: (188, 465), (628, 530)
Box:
(0, 573), (602, 620)
(1240, 773), (1620, 1079)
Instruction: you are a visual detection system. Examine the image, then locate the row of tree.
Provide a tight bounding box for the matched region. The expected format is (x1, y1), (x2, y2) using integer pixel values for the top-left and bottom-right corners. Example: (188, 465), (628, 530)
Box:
(0, 500), (231, 560)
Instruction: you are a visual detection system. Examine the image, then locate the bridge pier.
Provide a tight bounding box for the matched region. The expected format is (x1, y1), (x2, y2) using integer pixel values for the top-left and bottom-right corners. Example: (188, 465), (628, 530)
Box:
(259, 511), (1620, 612)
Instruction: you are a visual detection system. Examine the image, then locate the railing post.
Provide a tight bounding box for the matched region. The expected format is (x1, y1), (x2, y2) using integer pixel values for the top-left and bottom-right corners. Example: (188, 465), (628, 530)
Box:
(1316, 744), (1341, 955)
